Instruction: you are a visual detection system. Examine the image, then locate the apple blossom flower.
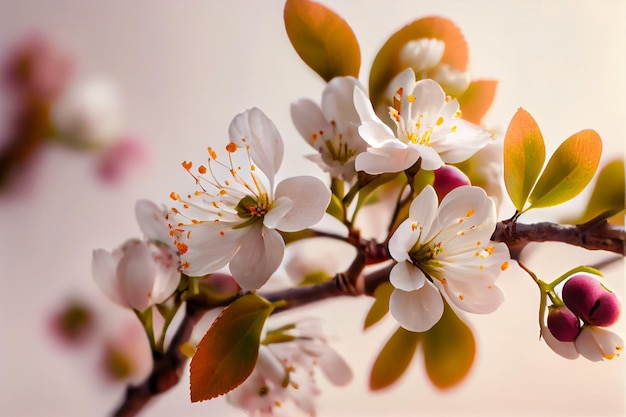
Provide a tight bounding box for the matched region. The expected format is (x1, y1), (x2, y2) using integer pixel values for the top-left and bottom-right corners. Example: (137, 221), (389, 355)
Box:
(227, 318), (351, 417)
(291, 76), (368, 182)
(387, 185), (510, 332)
(170, 108), (330, 290)
(354, 68), (491, 174)
(92, 200), (180, 311)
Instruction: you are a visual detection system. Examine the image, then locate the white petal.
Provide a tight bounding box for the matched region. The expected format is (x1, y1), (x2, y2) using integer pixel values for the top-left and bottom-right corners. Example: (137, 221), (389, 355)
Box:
(92, 248), (125, 307)
(135, 199), (173, 247)
(390, 282), (444, 332)
(321, 76), (363, 131)
(271, 176), (330, 232)
(181, 221), (247, 276)
(389, 261), (426, 291)
(408, 185), (439, 235)
(540, 323), (579, 359)
(355, 143), (420, 174)
(441, 275), (504, 314)
(410, 79), (446, 120)
(229, 226), (284, 290)
(228, 108), (283, 189)
(290, 99), (331, 148)
(257, 345), (287, 386)
(149, 246), (180, 304)
(383, 68), (417, 108)
(388, 220), (418, 262)
(116, 241), (157, 311)
(263, 196), (293, 229)
(413, 144), (444, 171)
(318, 347), (353, 386)
(357, 121), (396, 146)
(575, 326), (624, 361)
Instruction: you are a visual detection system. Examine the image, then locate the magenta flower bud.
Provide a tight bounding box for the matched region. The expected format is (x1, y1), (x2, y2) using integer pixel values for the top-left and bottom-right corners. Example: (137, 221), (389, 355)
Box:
(547, 305), (580, 342)
(562, 274), (621, 327)
(432, 165), (471, 202)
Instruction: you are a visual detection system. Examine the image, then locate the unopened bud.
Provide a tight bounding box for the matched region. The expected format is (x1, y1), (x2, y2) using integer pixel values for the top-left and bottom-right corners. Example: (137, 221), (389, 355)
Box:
(547, 305), (580, 342)
(562, 274), (621, 327)
(398, 38), (445, 73)
(433, 165), (471, 202)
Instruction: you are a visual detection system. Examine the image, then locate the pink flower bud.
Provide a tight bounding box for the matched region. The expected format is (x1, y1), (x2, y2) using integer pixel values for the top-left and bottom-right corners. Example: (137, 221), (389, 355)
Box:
(432, 165), (470, 202)
(547, 305), (580, 342)
(562, 274), (621, 327)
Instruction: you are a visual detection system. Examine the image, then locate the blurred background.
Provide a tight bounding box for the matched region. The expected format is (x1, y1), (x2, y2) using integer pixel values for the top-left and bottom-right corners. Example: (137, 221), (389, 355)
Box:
(0, 1), (624, 416)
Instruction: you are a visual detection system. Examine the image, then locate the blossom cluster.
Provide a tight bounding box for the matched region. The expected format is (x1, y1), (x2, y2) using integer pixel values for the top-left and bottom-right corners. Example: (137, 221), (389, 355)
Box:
(543, 273), (623, 361)
(227, 318), (352, 417)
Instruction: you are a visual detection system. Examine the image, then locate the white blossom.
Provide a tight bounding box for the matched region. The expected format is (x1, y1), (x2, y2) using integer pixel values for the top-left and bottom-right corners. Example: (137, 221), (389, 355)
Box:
(92, 200), (179, 311)
(354, 68), (491, 174)
(387, 185), (509, 332)
(170, 108), (330, 290)
(291, 76), (368, 182)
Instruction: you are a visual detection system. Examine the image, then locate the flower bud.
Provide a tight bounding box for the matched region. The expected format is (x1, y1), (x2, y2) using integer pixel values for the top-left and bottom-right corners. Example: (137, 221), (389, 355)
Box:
(398, 38), (444, 73)
(546, 305), (580, 342)
(92, 239), (180, 311)
(432, 165), (471, 202)
(562, 274), (621, 327)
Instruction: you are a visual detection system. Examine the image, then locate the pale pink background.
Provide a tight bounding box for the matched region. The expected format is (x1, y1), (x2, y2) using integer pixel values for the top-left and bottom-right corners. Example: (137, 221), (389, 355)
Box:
(0, 1), (624, 416)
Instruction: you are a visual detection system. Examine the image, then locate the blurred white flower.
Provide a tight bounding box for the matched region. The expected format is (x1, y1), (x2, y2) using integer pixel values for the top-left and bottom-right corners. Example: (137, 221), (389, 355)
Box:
(92, 200), (180, 311)
(291, 76), (368, 182)
(398, 38), (445, 74)
(387, 185), (509, 332)
(227, 317), (352, 417)
(171, 108), (330, 290)
(354, 68), (491, 174)
(53, 76), (123, 146)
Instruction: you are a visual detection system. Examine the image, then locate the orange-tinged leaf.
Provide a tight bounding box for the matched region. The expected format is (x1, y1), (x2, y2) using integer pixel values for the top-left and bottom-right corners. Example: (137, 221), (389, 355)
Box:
(456, 79), (497, 124)
(364, 282), (394, 330)
(284, 0), (360, 82)
(189, 293), (273, 402)
(369, 16), (468, 108)
(423, 301), (475, 389)
(528, 129), (602, 209)
(569, 160), (625, 225)
(503, 108), (546, 211)
(369, 326), (421, 390)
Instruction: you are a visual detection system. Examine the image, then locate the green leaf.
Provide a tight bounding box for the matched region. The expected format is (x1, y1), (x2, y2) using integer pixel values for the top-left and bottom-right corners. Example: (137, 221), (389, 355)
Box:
(567, 160), (625, 225)
(422, 300), (475, 389)
(456, 79), (497, 125)
(368, 16), (468, 109)
(284, 0), (360, 82)
(369, 326), (421, 390)
(364, 282), (394, 330)
(503, 108), (546, 211)
(189, 293), (274, 402)
(528, 129), (602, 209)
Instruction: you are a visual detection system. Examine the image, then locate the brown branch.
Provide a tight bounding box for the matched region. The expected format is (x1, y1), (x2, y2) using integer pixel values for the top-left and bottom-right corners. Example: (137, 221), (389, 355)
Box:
(492, 221), (626, 255)
(110, 219), (624, 416)
(111, 302), (205, 417)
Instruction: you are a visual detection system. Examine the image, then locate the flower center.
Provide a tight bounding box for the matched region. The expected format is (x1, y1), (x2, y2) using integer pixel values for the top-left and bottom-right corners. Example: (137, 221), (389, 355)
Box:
(312, 120), (357, 164)
(388, 87), (459, 146)
(170, 139), (272, 225)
